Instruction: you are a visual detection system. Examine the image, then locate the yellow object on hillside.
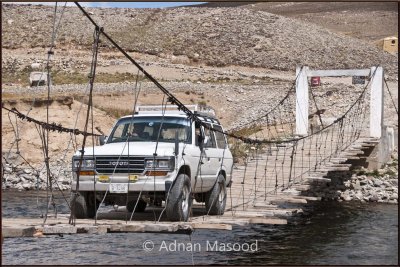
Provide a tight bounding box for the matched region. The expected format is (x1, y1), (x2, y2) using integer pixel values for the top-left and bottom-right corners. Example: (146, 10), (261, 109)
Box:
(382, 36), (398, 53)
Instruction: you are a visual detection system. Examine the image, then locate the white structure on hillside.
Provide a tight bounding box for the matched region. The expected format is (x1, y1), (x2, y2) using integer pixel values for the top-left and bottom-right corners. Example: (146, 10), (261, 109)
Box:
(29, 71), (49, 87)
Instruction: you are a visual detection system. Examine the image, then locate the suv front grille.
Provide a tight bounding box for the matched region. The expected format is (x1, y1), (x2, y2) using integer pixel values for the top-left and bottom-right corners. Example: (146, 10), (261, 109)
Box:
(95, 156), (145, 174)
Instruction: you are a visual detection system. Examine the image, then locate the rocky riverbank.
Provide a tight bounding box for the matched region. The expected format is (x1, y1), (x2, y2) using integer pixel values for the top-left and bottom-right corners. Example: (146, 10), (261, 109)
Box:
(306, 152), (398, 204)
(2, 153), (71, 191)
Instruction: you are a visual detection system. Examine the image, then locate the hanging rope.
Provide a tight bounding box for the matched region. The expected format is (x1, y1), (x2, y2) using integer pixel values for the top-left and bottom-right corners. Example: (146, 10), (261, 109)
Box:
(69, 25), (101, 226)
(2, 106), (101, 137)
(384, 77), (398, 115)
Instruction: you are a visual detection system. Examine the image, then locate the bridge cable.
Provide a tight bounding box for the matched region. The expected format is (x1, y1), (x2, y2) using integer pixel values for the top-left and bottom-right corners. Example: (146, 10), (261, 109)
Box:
(383, 77), (398, 115)
(69, 25), (101, 226)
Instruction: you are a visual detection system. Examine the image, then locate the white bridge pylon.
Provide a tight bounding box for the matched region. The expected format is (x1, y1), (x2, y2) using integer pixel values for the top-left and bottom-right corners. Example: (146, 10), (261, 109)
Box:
(295, 66), (384, 138)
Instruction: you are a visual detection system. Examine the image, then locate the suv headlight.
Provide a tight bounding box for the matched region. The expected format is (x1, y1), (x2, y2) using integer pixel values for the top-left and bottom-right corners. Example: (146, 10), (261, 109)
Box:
(72, 158), (95, 171)
(145, 157), (174, 171)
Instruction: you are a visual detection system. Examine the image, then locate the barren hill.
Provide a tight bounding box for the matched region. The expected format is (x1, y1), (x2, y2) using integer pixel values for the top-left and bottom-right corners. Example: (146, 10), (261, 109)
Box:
(2, 4), (398, 76)
(195, 2), (398, 42)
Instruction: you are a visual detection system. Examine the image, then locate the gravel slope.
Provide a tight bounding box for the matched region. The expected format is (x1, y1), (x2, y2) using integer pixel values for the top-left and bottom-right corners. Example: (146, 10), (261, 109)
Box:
(2, 4), (398, 76)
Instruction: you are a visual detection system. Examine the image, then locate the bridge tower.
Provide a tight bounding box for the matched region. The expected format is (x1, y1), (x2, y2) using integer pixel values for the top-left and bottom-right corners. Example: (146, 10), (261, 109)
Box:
(295, 66), (384, 138)
(295, 66), (395, 169)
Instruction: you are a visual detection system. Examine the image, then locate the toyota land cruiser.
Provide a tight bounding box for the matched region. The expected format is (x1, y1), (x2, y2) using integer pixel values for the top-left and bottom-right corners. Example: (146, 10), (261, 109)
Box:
(70, 105), (233, 221)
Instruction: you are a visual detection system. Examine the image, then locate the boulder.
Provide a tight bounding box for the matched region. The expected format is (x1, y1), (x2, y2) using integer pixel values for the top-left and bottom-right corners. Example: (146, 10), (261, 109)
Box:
(373, 179), (383, 187)
(369, 194), (380, 202)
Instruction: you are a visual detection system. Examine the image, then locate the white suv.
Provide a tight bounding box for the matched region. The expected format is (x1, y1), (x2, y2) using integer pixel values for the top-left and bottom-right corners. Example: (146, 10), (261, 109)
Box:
(71, 105), (233, 221)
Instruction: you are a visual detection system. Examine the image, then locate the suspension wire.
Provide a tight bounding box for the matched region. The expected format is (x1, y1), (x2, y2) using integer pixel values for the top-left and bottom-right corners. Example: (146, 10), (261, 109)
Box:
(383, 77), (398, 115)
(191, 121), (207, 221)
(263, 143), (270, 201)
(124, 69), (141, 224)
(242, 154), (249, 210)
(5, 2), (68, 162)
(43, 2), (58, 224)
(90, 29), (100, 225)
(309, 84), (324, 128)
(152, 94), (167, 222)
(2, 107), (101, 137)
(253, 141), (259, 203)
(69, 26), (101, 226)
(288, 141), (297, 185)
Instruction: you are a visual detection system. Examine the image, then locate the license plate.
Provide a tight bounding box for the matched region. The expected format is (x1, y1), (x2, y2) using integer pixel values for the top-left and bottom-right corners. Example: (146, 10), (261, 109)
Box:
(110, 183), (128, 193)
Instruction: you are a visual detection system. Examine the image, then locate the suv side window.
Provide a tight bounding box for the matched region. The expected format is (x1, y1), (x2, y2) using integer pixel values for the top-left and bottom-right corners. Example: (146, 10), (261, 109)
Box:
(213, 124), (227, 149)
(204, 123), (217, 148)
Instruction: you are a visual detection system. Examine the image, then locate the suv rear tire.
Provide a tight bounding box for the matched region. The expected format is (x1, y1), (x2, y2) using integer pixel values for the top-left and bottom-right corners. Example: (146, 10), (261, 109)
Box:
(166, 174), (192, 221)
(205, 174), (227, 215)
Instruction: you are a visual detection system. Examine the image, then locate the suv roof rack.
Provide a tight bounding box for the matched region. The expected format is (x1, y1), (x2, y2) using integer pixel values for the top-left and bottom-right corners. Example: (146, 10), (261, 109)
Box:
(136, 105), (198, 112)
(135, 105), (217, 119)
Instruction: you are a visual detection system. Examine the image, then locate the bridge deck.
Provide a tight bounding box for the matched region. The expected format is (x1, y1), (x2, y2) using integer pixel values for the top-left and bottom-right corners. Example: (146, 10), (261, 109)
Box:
(2, 136), (378, 238)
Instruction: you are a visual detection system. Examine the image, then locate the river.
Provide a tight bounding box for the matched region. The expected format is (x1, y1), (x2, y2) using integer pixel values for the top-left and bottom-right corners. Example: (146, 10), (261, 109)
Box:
(1, 190), (398, 265)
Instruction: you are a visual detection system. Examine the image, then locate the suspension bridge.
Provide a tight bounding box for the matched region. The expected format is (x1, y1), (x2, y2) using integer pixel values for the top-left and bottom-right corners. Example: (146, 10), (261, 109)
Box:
(2, 3), (397, 238)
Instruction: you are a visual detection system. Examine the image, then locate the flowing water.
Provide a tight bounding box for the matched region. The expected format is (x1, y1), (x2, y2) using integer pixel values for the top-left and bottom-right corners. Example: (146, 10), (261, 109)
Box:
(2, 190), (398, 265)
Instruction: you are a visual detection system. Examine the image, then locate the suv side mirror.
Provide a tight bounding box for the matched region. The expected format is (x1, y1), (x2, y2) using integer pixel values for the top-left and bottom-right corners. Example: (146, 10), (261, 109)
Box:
(99, 135), (107, 145)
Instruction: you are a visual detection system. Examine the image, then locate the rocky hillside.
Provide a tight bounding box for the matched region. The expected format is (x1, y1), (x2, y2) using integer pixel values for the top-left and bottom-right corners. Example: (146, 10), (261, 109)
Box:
(2, 4), (398, 76)
(194, 2), (398, 41)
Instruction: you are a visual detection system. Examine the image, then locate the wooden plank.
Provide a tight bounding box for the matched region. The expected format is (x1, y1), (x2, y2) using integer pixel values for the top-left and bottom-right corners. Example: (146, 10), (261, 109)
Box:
(292, 196), (321, 201)
(346, 149), (364, 154)
(41, 225), (77, 235)
(330, 158), (349, 163)
(190, 223), (232, 230)
(293, 185), (312, 191)
(245, 208), (303, 217)
(342, 156), (361, 160)
(251, 203), (279, 209)
(249, 218), (287, 225)
(356, 138), (379, 143)
(194, 218), (250, 226)
(109, 224), (146, 233)
(270, 198), (308, 204)
(280, 188), (303, 196)
(307, 171), (328, 176)
(341, 153), (361, 157)
(229, 211), (272, 217)
(144, 224), (180, 233)
(317, 166), (350, 171)
(77, 225), (108, 234)
(304, 177), (331, 182)
(325, 163), (352, 168)
(2, 226), (36, 238)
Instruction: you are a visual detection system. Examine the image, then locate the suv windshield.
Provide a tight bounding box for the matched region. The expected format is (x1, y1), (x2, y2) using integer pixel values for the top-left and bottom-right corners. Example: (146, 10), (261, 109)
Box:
(108, 116), (192, 144)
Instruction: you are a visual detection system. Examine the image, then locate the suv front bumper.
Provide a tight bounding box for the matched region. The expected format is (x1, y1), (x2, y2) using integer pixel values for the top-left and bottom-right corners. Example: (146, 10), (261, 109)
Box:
(71, 172), (176, 192)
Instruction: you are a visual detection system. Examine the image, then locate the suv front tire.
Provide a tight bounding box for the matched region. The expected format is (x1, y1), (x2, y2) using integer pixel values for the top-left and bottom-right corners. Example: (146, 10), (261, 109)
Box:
(165, 173), (192, 221)
(70, 192), (99, 219)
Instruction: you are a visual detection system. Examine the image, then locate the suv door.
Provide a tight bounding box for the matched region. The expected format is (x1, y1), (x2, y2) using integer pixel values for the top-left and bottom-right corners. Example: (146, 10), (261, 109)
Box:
(201, 123), (220, 186)
(212, 124), (233, 182)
